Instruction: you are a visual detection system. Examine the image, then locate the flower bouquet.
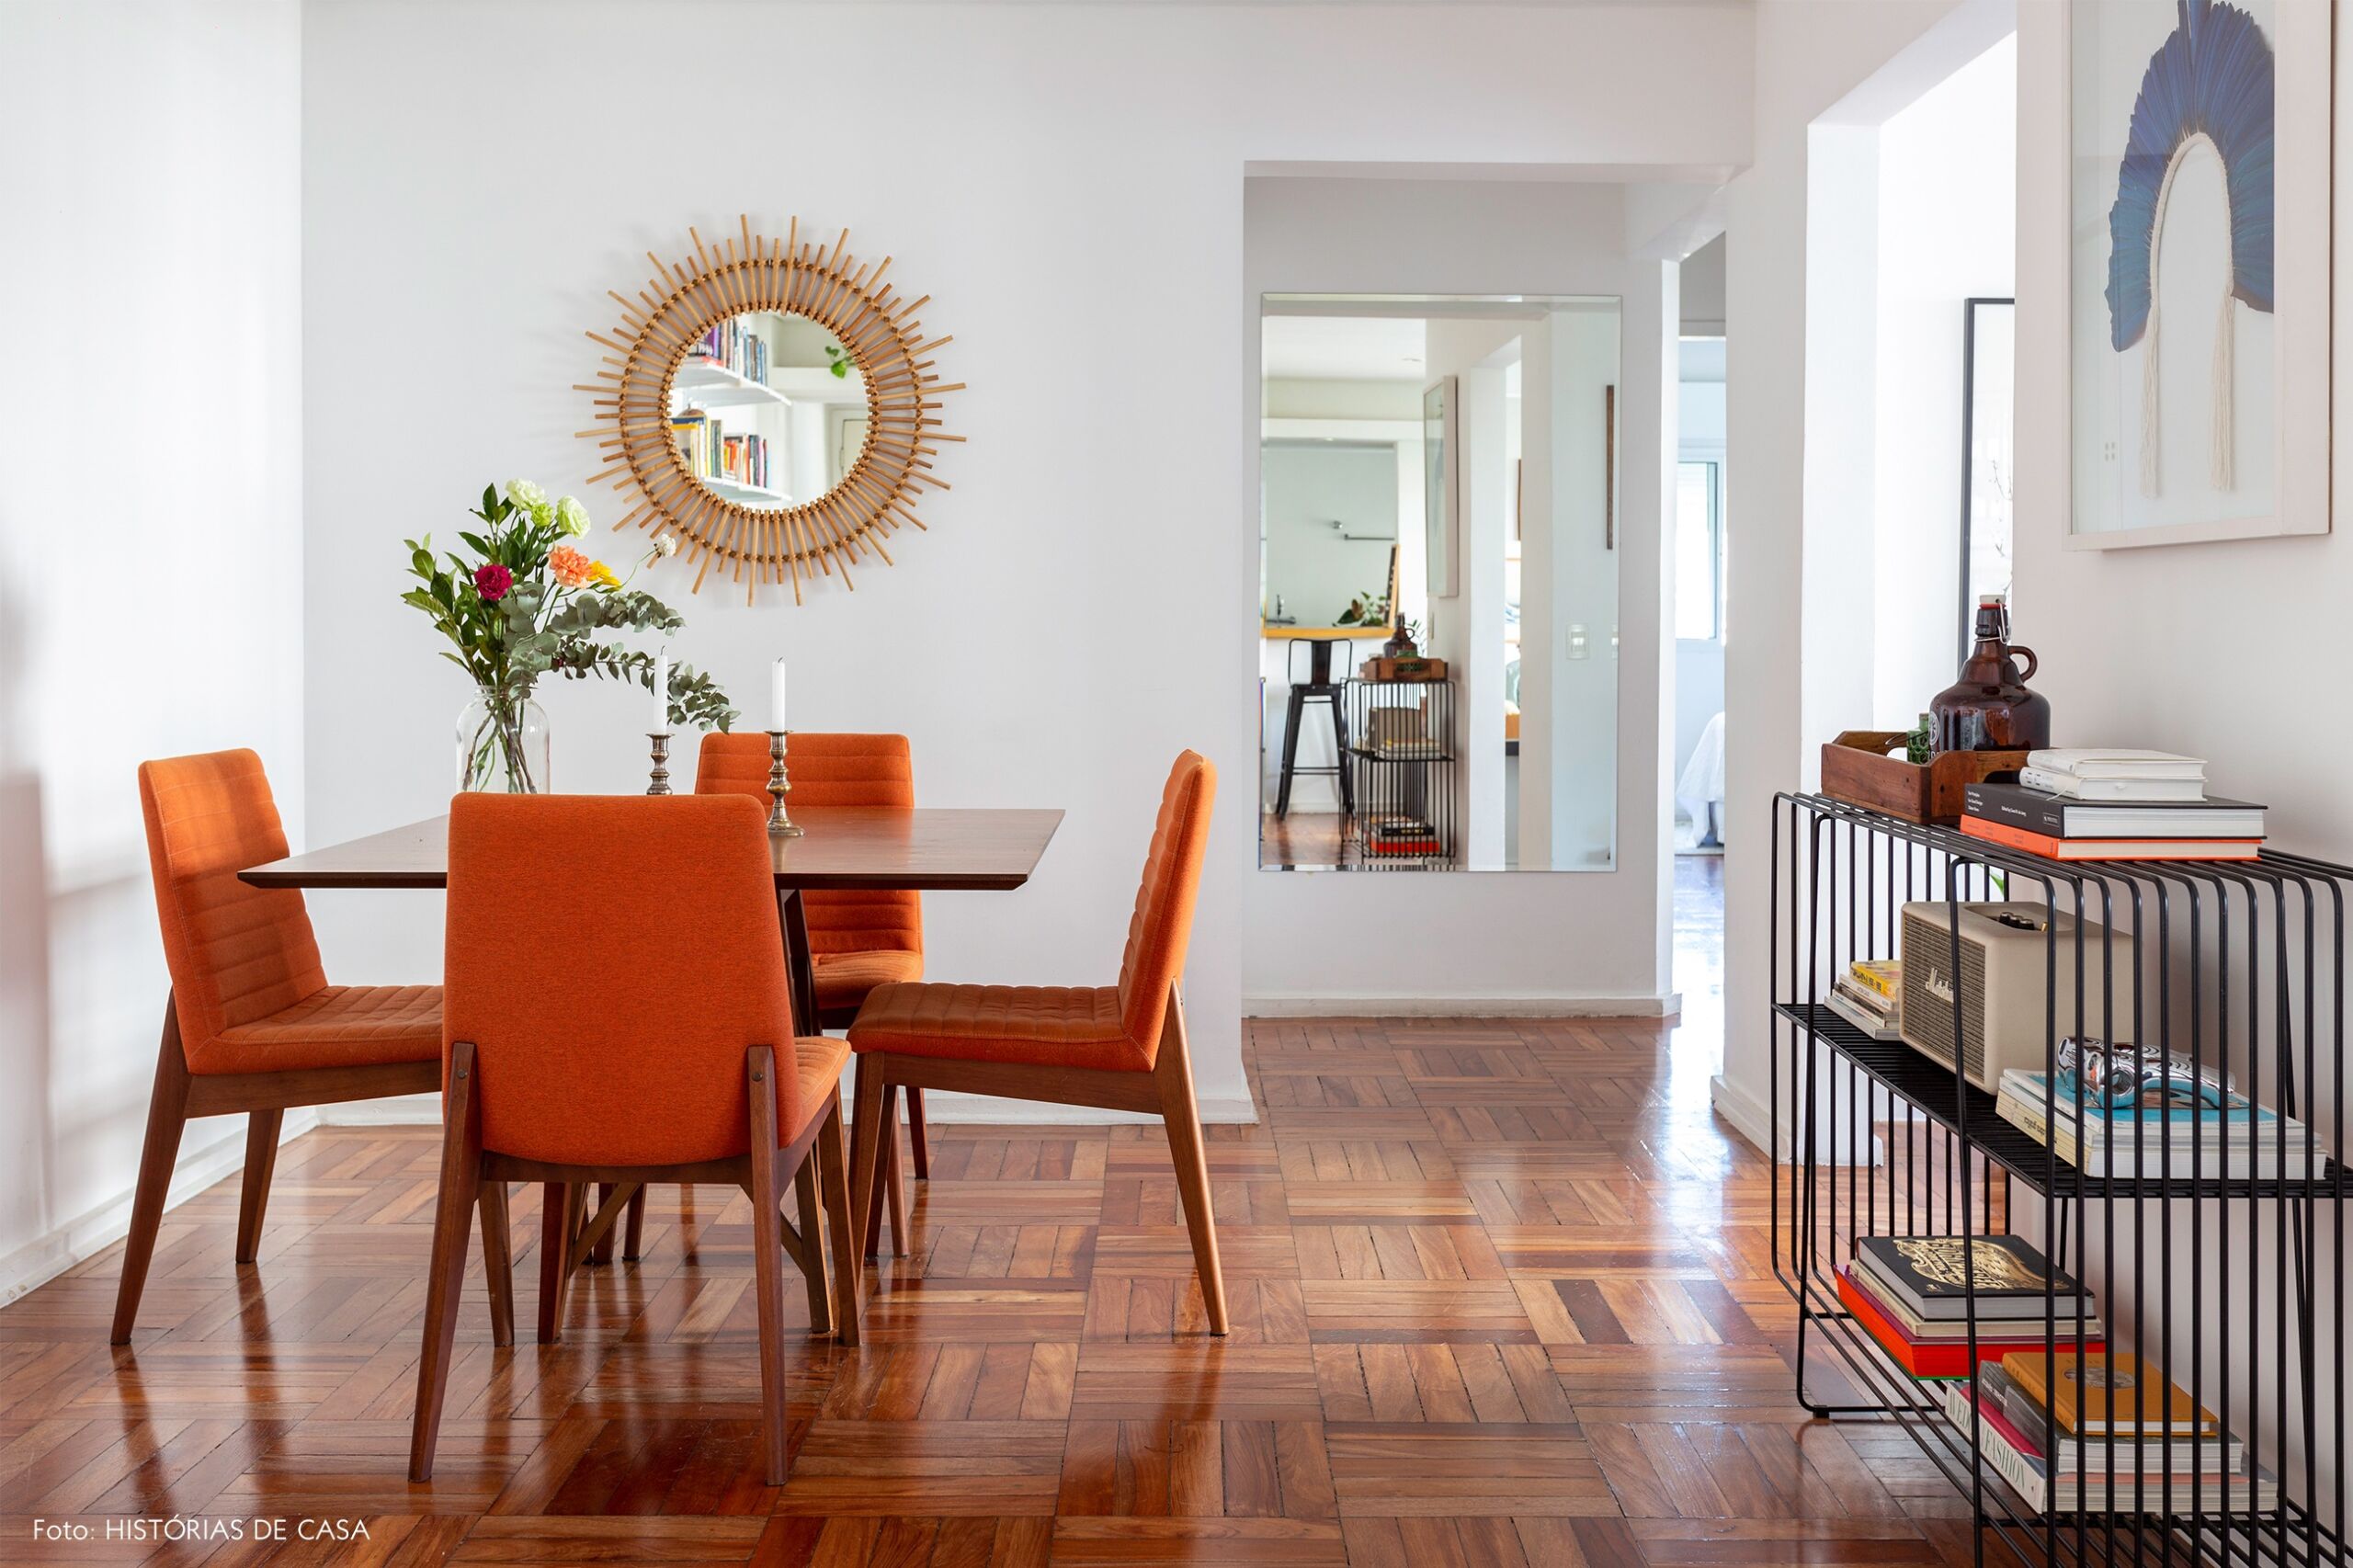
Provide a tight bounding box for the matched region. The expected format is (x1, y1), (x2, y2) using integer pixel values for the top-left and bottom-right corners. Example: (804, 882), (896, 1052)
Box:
(403, 481), (735, 793)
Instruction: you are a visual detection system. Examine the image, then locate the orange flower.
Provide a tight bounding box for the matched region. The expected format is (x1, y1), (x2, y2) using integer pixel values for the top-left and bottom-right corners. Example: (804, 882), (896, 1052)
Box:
(548, 545), (601, 588)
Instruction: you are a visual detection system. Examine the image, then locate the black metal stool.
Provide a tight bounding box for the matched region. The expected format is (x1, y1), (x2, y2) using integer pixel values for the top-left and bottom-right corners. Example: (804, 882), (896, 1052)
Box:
(1274, 637), (1353, 819)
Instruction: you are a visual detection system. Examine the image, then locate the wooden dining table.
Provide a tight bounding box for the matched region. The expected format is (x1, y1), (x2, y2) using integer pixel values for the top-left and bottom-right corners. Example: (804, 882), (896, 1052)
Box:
(241, 802), (1063, 1308)
(242, 804), (1064, 1031)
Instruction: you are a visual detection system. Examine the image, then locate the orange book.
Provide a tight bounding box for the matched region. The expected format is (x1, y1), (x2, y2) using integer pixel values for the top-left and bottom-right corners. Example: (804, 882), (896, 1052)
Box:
(2001, 1350), (2220, 1437)
(1959, 816), (2259, 862)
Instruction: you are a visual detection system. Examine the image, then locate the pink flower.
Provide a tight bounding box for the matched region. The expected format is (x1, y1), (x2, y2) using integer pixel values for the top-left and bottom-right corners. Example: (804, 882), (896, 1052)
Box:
(473, 563), (513, 602)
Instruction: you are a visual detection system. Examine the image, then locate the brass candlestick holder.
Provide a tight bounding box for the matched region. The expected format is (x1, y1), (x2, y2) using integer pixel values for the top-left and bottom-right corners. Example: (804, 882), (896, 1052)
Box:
(646, 733), (672, 796)
(765, 730), (801, 837)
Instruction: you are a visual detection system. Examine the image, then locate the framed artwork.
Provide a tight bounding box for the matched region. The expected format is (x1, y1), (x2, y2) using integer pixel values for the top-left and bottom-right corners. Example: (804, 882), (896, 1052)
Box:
(1960, 298), (2015, 664)
(1422, 377), (1460, 597)
(2063, 0), (2331, 549)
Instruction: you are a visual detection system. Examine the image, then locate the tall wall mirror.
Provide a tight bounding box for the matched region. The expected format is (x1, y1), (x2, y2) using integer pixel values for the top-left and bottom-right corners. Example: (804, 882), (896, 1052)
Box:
(1258, 294), (1620, 872)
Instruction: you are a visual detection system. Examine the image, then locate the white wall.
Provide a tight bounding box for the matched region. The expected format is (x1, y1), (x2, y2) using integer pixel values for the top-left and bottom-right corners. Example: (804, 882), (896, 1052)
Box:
(301, 4), (1755, 1107)
(1674, 370), (1726, 820)
(2010, 1), (2348, 857)
(0, 0), (304, 1296)
(1714, 0), (1992, 1147)
(2005, 8), (2350, 1506)
(1870, 34), (2016, 727)
(1244, 176), (1682, 1011)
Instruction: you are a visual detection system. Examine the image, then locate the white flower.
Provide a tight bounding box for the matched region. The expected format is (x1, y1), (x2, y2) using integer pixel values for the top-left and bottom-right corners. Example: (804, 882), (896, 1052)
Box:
(653, 531), (679, 558)
(506, 479), (547, 508)
(556, 496), (590, 537)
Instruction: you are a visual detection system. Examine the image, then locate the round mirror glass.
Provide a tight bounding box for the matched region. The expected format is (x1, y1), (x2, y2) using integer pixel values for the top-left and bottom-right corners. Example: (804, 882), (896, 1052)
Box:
(668, 309), (870, 509)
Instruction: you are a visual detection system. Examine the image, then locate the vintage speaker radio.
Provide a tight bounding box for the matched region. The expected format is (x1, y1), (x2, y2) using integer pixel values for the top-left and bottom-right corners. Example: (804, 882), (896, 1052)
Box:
(1897, 902), (2133, 1091)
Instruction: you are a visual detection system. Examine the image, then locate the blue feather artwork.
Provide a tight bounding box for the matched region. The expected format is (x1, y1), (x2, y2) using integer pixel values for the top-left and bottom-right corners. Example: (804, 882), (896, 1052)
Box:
(2105, 0), (2276, 351)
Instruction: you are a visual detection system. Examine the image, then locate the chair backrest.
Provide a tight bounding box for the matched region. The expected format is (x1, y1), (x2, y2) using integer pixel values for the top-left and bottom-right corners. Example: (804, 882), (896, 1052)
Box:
(696, 731), (922, 960)
(138, 749), (326, 1062)
(1114, 751), (1218, 1063)
(444, 793), (799, 1167)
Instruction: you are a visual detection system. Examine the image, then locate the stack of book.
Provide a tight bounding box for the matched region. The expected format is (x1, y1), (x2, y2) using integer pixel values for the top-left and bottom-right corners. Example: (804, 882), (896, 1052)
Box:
(1961, 750), (2264, 862)
(1825, 960), (1902, 1040)
(1996, 1068), (2313, 1180)
(1941, 1352), (2277, 1513)
(672, 410), (773, 493)
(691, 318), (772, 384)
(1838, 1235), (2103, 1380)
(1365, 815), (1441, 857)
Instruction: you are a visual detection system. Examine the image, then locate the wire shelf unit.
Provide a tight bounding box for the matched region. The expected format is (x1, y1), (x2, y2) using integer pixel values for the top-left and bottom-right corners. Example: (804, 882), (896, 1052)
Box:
(1770, 791), (2351, 1568)
(1343, 676), (1456, 869)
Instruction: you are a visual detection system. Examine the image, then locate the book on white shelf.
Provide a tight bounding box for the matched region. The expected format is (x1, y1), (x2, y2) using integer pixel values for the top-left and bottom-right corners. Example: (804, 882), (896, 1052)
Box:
(2026, 749), (2208, 783)
(2019, 767), (2207, 803)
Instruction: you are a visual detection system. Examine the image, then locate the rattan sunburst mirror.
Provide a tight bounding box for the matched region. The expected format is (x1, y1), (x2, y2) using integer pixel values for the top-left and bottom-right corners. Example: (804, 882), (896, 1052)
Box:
(580, 218), (961, 604)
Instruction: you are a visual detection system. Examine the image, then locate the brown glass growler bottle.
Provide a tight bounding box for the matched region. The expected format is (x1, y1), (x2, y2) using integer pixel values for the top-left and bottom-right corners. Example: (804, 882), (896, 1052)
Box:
(1930, 594), (2049, 753)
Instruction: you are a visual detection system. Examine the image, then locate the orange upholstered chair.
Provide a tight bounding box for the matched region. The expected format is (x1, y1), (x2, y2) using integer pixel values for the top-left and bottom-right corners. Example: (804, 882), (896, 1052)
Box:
(117, 750), (447, 1344)
(694, 730), (926, 1256)
(847, 751), (1226, 1330)
(410, 792), (858, 1486)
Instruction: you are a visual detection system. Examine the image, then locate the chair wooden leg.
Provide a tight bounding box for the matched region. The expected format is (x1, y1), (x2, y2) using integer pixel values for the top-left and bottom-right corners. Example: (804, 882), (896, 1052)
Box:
(479, 1179), (514, 1348)
(589, 1182), (619, 1266)
(112, 999), (192, 1345)
(537, 1182), (581, 1344)
(849, 1058), (888, 1267)
(793, 1155), (832, 1335)
(860, 1082), (907, 1260)
(817, 1091), (860, 1346)
(745, 1047), (792, 1485)
(410, 1041), (483, 1482)
(883, 1089), (909, 1256)
(234, 1108), (284, 1266)
(905, 1086), (931, 1180)
(1154, 991), (1228, 1335)
(622, 1185), (648, 1261)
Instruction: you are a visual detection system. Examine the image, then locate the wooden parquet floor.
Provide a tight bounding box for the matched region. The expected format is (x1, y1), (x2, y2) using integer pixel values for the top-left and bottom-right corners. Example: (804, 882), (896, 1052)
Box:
(0, 1013), (1991, 1567)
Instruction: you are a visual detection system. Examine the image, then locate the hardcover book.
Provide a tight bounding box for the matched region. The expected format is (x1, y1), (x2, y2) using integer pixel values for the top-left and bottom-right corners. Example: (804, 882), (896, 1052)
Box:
(2001, 1351), (2220, 1438)
(1963, 782), (2265, 841)
(1958, 816), (2260, 862)
(1838, 1269), (2100, 1381)
(1852, 1235), (2088, 1322)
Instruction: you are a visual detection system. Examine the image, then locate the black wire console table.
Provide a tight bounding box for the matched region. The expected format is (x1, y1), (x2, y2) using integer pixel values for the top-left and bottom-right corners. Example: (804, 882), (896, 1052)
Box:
(1770, 791), (2352, 1568)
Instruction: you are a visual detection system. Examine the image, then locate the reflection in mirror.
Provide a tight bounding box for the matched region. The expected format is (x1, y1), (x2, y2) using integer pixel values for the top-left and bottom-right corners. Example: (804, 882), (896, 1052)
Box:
(670, 309), (869, 509)
(1258, 295), (1620, 873)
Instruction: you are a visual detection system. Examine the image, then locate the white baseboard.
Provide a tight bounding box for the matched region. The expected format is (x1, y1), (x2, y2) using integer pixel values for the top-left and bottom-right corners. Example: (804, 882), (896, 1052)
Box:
(0, 1109), (318, 1308)
(1709, 1072), (1779, 1158)
(1245, 993), (1681, 1019)
(314, 1090), (1262, 1128)
(315, 1092), (439, 1126)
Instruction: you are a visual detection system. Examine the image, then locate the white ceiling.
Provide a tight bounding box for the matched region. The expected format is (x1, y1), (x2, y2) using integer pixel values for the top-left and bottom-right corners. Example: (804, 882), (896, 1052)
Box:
(1262, 315), (1427, 382)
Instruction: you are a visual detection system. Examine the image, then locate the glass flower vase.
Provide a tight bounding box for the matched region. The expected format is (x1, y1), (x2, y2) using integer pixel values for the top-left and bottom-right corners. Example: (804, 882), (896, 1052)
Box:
(455, 690), (551, 794)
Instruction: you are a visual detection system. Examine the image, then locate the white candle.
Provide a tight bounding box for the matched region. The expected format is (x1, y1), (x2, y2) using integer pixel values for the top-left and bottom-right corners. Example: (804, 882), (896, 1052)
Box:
(770, 657), (789, 733)
(652, 649), (670, 732)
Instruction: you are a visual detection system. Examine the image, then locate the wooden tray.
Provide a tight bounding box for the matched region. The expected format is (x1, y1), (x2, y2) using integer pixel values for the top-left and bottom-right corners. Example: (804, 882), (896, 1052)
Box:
(1820, 731), (2027, 826)
(1359, 657), (1448, 682)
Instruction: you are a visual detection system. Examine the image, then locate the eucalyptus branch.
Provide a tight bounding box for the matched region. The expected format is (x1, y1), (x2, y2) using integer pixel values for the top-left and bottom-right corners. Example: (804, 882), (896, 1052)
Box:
(548, 637), (736, 732)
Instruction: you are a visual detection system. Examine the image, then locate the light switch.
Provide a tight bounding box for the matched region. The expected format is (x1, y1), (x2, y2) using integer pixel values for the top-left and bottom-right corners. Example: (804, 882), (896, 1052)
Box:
(1566, 624), (1588, 660)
